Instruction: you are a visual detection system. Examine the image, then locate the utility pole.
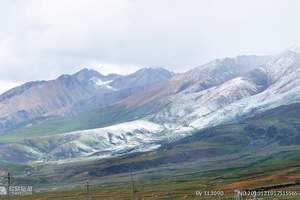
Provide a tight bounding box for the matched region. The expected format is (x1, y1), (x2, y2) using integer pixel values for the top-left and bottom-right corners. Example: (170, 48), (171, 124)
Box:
(86, 180), (90, 200)
(7, 172), (11, 198)
(234, 189), (241, 200)
(130, 164), (136, 200)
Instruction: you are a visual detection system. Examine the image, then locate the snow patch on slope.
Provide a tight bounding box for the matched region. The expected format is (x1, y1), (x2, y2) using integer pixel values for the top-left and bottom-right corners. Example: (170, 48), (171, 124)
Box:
(27, 120), (166, 162)
(89, 77), (117, 90)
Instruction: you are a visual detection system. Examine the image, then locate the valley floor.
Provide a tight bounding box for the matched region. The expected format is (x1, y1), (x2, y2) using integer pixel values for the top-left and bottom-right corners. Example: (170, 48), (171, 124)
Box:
(3, 157), (300, 200)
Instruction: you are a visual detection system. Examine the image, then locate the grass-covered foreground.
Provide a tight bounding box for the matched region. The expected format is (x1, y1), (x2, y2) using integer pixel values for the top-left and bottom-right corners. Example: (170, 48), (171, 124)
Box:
(3, 147), (300, 200)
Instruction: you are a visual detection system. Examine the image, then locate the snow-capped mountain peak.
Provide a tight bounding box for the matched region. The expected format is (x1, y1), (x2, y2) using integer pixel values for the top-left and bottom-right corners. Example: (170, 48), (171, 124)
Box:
(287, 45), (300, 54)
(263, 47), (300, 84)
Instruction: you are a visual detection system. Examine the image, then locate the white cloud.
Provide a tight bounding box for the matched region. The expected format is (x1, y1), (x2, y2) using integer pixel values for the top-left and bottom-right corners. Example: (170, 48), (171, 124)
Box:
(1, 0), (300, 89)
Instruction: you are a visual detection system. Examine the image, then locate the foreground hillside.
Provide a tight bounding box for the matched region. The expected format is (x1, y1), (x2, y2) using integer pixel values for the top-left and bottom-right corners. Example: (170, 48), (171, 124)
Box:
(1, 103), (300, 199)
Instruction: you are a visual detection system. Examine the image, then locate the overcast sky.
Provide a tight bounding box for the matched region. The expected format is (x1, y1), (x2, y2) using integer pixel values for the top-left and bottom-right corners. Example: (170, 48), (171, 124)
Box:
(1, 0), (300, 94)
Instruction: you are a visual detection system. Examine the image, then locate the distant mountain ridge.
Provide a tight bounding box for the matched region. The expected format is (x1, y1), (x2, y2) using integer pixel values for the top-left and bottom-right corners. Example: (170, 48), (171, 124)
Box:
(0, 67), (174, 132)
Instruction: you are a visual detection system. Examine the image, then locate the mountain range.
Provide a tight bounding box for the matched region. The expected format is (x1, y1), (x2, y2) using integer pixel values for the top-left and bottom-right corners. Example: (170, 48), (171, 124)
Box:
(0, 67), (173, 132)
(1, 47), (300, 164)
